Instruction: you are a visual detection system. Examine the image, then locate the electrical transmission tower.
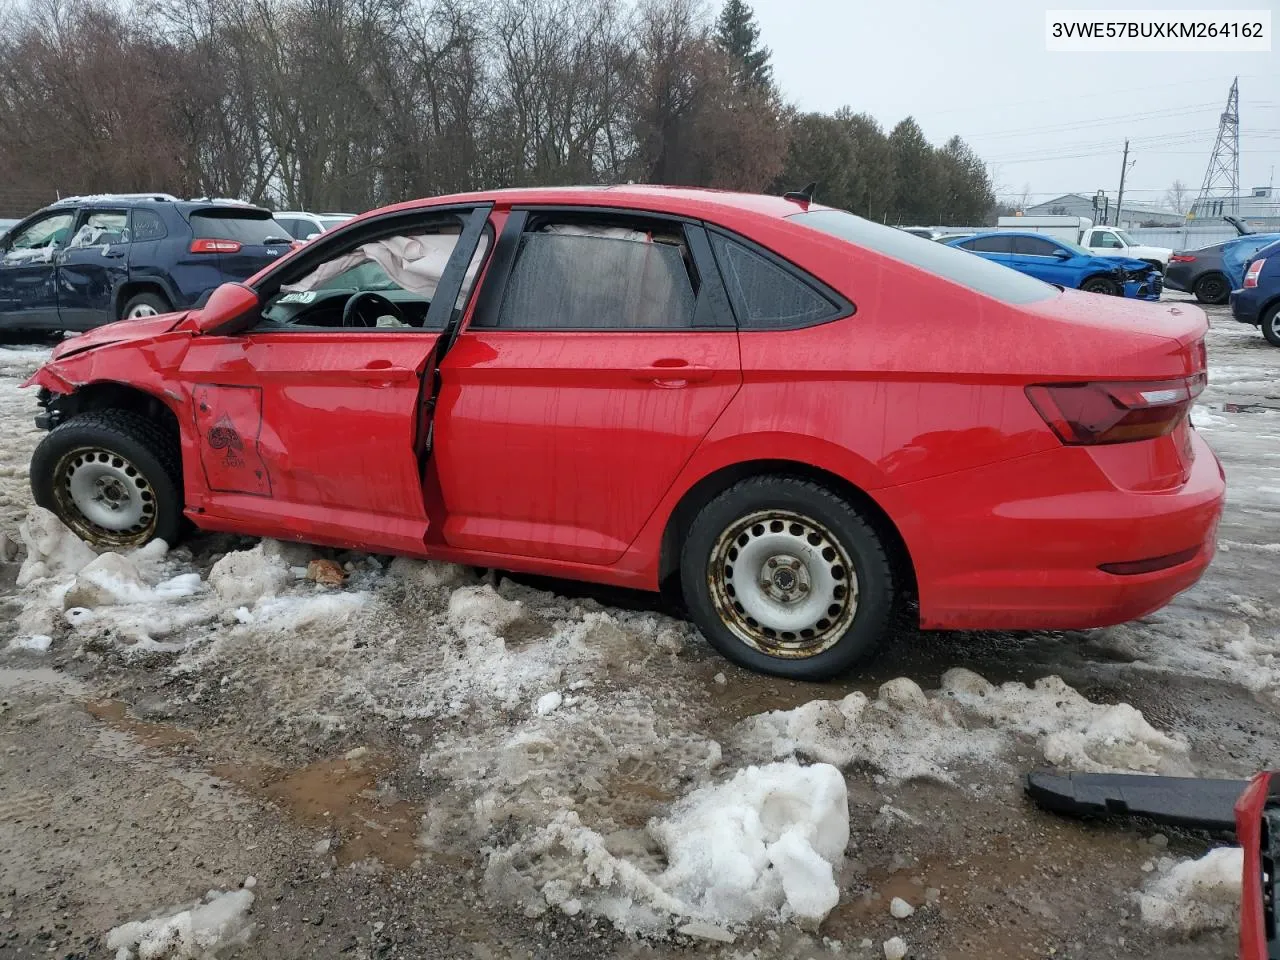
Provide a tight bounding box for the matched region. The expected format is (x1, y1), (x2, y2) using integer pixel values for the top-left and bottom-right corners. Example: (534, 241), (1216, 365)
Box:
(1192, 77), (1240, 220)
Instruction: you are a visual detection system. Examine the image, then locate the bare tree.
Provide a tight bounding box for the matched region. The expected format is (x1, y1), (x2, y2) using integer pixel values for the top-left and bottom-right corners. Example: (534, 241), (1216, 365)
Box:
(1165, 179), (1191, 214)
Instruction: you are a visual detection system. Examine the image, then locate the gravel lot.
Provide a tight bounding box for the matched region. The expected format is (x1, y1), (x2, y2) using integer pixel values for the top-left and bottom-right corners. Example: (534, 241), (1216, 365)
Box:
(1, 296), (1276, 960)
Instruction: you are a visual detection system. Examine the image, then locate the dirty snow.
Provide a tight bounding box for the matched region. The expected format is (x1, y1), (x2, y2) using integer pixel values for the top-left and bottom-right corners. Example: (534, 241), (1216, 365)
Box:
(736, 669), (1188, 783)
(105, 886), (255, 959)
(1137, 847), (1243, 936)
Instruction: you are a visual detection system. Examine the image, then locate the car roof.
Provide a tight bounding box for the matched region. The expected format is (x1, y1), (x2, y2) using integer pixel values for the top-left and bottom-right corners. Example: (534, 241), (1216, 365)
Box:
(367, 184), (814, 225)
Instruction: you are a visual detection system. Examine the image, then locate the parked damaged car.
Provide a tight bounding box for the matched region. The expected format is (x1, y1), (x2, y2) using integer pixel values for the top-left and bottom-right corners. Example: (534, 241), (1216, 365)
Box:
(23, 187), (1224, 680)
(0, 194), (295, 332)
(947, 231), (1164, 299)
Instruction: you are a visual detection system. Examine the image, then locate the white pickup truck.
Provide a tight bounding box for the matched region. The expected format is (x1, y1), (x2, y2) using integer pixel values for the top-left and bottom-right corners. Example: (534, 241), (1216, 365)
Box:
(996, 216), (1172, 271)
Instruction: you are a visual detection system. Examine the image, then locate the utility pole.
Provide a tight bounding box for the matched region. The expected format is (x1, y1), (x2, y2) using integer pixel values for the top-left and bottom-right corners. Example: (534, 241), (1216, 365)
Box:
(1114, 139), (1130, 226)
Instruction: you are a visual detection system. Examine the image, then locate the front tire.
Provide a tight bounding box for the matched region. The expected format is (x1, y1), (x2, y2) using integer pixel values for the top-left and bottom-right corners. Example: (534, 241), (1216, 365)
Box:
(1192, 273), (1229, 305)
(120, 291), (172, 321)
(1081, 276), (1120, 296)
(1263, 303), (1280, 347)
(680, 477), (894, 681)
(30, 410), (183, 549)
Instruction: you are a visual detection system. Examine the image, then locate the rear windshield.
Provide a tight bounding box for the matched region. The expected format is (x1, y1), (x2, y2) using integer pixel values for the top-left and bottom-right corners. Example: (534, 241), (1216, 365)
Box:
(190, 210), (291, 244)
(789, 209), (1056, 305)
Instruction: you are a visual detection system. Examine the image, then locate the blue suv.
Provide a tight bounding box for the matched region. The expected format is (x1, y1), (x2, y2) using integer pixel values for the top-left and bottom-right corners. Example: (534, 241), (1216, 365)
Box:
(946, 232), (1163, 300)
(1229, 238), (1280, 347)
(0, 193), (294, 332)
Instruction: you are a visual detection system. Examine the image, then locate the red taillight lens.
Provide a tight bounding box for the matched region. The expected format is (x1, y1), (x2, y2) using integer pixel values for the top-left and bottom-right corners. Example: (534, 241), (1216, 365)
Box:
(1244, 258), (1265, 288)
(1169, 253), (1197, 263)
(1026, 374), (1205, 445)
(189, 239), (241, 254)
(289, 240), (304, 251)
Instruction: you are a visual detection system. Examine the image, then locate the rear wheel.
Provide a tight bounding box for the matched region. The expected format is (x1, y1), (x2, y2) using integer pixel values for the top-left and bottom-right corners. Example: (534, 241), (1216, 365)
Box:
(1193, 273), (1229, 305)
(1081, 276), (1120, 296)
(120, 291), (172, 320)
(1263, 303), (1280, 347)
(680, 476), (894, 681)
(30, 410), (183, 549)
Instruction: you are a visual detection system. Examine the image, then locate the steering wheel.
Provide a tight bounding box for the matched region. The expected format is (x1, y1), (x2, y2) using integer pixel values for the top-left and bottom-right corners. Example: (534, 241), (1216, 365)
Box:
(342, 291), (404, 328)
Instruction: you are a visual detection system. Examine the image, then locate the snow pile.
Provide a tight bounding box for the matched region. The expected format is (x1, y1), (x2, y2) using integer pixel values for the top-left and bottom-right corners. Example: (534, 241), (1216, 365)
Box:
(1138, 847), (1243, 936)
(653, 762), (849, 924)
(482, 761), (848, 932)
(16, 505), (96, 586)
(207, 542), (290, 606)
(106, 886), (255, 959)
(736, 669), (1188, 783)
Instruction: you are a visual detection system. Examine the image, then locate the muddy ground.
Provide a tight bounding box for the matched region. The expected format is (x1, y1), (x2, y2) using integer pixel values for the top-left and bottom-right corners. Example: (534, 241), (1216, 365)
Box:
(1, 297), (1277, 960)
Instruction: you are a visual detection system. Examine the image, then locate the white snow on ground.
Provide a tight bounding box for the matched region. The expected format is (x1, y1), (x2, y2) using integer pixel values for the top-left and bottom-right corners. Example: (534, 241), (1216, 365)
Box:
(736, 669), (1189, 783)
(106, 886), (254, 959)
(1137, 847), (1243, 936)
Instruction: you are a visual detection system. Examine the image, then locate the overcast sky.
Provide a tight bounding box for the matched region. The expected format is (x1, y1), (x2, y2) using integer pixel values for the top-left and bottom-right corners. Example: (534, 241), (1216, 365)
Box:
(749, 0), (1279, 207)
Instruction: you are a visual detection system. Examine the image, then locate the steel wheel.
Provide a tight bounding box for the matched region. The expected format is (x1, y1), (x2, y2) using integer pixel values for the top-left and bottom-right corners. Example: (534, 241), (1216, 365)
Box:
(53, 446), (158, 546)
(707, 508), (859, 658)
(127, 303), (159, 318)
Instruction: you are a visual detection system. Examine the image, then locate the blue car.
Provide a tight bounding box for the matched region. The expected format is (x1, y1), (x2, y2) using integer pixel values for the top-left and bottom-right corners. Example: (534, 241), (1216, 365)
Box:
(1229, 238), (1280, 347)
(946, 232), (1163, 300)
(0, 194), (294, 332)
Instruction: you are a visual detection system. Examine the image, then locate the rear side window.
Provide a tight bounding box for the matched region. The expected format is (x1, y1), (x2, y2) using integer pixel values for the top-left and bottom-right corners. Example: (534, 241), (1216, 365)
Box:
(1012, 236), (1058, 256)
(709, 233), (841, 329)
(790, 209), (1054, 305)
(131, 209), (167, 241)
(496, 232), (696, 330)
(190, 210), (290, 244)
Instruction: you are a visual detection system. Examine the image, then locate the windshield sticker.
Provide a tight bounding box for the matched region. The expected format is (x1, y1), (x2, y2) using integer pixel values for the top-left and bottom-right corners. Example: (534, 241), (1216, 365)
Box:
(277, 291), (316, 304)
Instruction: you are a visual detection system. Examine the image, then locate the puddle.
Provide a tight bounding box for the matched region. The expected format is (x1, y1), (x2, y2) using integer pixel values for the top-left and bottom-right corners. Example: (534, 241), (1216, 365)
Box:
(213, 752), (422, 870)
(84, 699), (198, 749)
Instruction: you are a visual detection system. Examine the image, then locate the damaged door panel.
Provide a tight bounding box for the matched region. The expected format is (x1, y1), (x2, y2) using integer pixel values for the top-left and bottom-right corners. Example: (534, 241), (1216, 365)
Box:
(190, 383), (272, 496)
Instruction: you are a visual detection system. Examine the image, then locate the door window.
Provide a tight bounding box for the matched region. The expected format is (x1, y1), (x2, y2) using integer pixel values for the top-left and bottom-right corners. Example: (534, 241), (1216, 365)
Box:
(4, 212), (76, 262)
(709, 232), (840, 329)
(492, 222), (697, 330)
(1093, 231), (1123, 249)
(262, 218), (489, 331)
(969, 235), (1014, 254)
(69, 210), (128, 249)
(1012, 236), (1060, 257)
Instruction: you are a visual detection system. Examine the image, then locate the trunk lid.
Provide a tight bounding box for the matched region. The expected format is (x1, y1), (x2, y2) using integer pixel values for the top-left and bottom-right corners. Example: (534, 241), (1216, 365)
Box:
(186, 206), (293, 281)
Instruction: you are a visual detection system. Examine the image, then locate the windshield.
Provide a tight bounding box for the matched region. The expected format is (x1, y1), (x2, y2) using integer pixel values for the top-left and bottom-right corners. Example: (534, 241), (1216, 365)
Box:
(790, 209), (1055, 305)
(1114, 230), (1136, 245)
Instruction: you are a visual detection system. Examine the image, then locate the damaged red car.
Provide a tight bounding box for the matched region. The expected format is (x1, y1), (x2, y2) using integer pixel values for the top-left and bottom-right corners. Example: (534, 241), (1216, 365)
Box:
(23, 186), (1226, 680)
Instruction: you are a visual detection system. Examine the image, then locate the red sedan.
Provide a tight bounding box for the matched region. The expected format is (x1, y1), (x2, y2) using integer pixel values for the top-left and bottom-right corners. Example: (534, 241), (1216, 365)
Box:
(23, 186), (1225, 680)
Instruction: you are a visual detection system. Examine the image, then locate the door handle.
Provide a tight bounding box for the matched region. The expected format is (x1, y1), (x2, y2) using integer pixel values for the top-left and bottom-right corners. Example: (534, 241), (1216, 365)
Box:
(632, 359), (715, 386)
(351, 362), (414, 383)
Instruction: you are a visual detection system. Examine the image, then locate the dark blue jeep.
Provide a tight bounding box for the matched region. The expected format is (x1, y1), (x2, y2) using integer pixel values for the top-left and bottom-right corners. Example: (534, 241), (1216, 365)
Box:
(0, 193), (293, 331)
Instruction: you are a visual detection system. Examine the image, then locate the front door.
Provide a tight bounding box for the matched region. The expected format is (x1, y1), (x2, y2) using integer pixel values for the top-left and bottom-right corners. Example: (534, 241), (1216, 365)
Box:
(176, 204), (493, 554)
(1009, 234), (1078, 285)
(55, 208), (131, 329)
(0, 210), (77, 329)
(433, 209), (742, 565)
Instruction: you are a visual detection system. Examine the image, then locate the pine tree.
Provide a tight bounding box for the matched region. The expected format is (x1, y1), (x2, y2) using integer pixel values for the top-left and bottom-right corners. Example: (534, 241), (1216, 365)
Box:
(714, 0), (773, 92)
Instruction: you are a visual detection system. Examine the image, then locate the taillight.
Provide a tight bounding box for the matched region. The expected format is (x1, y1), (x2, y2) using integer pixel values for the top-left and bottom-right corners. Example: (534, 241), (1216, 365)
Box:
(289, 240), (304, 251)
(1169, 254), (1197, 263)
(1026, 374), (1205, 445)
(1244, 258), (1265, 288)
(189, 239), (241, 254)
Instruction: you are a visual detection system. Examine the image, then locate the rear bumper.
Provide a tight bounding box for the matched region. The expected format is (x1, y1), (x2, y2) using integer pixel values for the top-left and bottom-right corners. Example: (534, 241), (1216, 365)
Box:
(1230, 290), (1261, 325)
(879, 430), (1226, 631)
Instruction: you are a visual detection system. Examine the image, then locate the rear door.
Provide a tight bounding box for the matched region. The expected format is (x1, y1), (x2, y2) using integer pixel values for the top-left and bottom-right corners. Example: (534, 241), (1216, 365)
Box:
(432, 208), (741, 565)
(960, 234), (1014, 268)
(177, 204), (492, 554)
(186, 207), (294, 282)
(55, 207), (131, 329)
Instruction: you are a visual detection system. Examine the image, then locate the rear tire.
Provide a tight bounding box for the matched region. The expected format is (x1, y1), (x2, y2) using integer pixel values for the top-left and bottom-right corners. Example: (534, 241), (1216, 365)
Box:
(30, 410), (183, 549)
(1193, 273), (1229, 305)
(679, 476), (894, 681)
(1081, 276), (1120, 296)
(120, 291), (172, 321)
(1263, 303), (1280, 347)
